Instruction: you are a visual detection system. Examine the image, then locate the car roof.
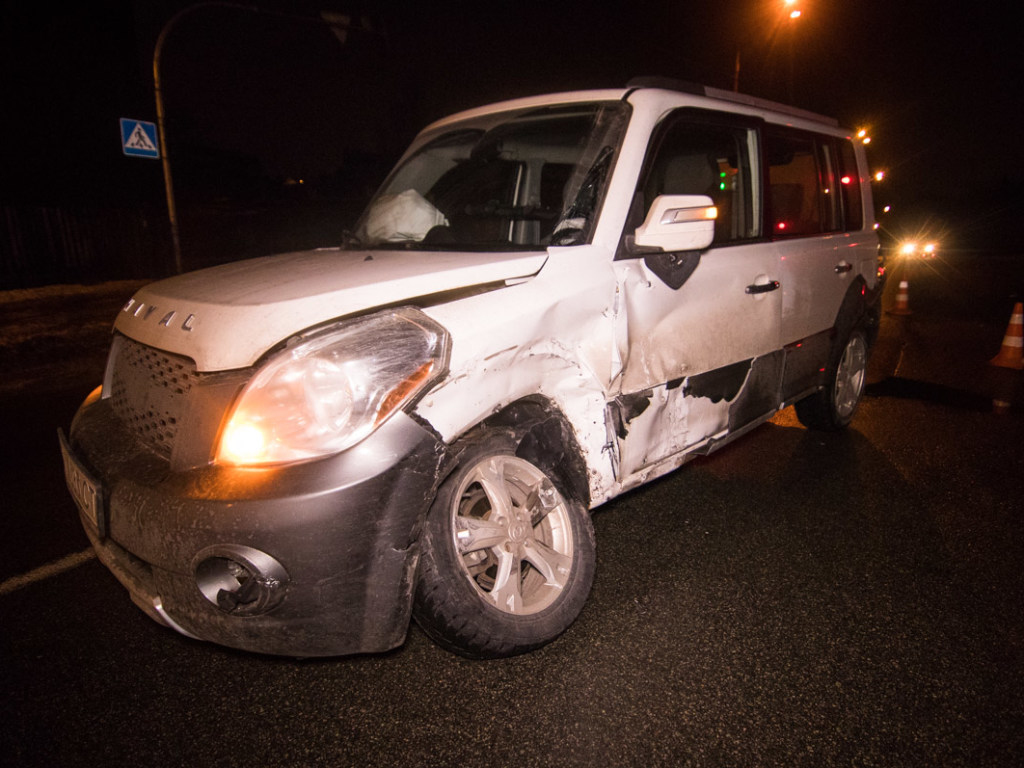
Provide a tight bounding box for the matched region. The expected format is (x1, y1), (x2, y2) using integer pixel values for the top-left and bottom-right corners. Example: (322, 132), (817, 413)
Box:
(421, 80), (844, 139)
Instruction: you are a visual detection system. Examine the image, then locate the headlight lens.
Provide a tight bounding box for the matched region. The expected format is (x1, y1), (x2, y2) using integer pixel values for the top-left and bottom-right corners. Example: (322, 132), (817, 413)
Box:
(216, 307), (449, 466)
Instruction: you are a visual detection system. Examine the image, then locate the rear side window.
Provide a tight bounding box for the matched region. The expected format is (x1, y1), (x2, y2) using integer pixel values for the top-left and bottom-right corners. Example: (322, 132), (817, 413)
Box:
(765, 128), (826, 237)
(765, 127), (863, 237)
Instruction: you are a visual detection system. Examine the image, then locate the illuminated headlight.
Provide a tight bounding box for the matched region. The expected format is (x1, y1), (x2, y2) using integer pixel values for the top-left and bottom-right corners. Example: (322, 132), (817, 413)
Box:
(216, 307), (449, 466)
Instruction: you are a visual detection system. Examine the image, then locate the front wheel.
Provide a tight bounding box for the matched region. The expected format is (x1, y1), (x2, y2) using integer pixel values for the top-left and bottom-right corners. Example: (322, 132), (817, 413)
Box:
(413, 432), (595, 658)
(795, 329), (868, 430)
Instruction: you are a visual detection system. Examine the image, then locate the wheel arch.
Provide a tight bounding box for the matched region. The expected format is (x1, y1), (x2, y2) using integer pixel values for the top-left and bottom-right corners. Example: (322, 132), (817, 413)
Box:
(834, 274), (880, 349)
(441, 396), (592, 510)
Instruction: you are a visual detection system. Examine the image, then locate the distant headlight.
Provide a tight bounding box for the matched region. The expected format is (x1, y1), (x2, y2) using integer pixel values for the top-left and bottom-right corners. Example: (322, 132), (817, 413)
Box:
(216, 307), (449, 466)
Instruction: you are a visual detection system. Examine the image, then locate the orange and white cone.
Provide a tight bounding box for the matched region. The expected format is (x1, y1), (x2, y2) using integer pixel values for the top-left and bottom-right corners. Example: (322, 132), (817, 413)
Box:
(889, 280), (912, 316)
(990, 302), (1024, 370)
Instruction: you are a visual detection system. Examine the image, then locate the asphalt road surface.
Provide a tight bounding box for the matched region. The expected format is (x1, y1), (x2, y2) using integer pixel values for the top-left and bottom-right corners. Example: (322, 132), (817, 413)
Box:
(2, 253), (1022, 767)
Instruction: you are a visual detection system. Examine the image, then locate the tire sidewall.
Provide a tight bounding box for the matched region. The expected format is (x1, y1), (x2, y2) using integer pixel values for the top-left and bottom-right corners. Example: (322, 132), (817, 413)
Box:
(828, 328), (868, 428)
(414, 432), (596, 658)
(794, 325), (869, 431)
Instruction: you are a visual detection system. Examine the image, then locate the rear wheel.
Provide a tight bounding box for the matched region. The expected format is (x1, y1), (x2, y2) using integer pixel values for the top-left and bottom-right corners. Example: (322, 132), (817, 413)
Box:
(795, 329), (868, 430)
(413, 431), (595, 658)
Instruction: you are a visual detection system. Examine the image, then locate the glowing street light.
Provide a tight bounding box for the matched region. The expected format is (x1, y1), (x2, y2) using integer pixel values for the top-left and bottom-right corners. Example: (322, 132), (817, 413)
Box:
(733, 1), (804, 92)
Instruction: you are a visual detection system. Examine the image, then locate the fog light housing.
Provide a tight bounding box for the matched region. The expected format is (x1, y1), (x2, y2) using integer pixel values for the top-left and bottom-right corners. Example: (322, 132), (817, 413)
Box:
(194, 545), (288, 616)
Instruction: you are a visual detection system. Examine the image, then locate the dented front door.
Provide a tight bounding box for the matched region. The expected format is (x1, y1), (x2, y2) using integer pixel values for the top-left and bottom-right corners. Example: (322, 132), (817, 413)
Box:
(607, 109), (785, 478)
(612, 244), (783, 477)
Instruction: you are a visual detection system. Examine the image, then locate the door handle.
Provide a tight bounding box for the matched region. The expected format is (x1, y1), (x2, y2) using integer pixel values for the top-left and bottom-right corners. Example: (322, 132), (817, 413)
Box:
(834, 262), (854, 274)
(745, 280), (780, 294)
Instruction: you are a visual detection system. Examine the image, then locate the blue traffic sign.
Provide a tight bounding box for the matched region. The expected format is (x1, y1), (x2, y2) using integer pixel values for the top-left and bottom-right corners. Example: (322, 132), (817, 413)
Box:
(120, 118), (159, 159)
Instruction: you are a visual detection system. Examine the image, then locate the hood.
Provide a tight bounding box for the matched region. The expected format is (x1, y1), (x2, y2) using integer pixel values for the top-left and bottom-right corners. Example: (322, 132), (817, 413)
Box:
(114, 247), (547, 371)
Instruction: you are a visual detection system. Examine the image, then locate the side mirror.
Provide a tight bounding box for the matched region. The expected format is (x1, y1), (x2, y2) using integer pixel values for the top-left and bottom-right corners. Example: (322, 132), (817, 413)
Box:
(633, 194), (716, 252)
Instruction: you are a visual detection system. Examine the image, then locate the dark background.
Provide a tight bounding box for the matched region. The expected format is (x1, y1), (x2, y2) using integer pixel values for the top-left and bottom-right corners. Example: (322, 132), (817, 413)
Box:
(2, 6), (1023, 764)
(2, 0), (1022, 285)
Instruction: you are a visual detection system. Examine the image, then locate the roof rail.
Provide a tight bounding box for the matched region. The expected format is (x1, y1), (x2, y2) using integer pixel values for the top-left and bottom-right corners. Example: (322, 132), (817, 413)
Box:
(703, 86), (838, 127)
(625, 76), (705, 96)
(625, 77), (838, 127)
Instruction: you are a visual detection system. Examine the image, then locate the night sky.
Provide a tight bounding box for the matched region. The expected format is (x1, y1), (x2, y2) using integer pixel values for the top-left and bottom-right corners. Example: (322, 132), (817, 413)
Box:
(3, 0), (1022, 264)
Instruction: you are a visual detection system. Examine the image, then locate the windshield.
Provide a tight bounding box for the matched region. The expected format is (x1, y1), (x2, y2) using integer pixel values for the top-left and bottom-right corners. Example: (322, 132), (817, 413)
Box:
(352, 101), (630, 250)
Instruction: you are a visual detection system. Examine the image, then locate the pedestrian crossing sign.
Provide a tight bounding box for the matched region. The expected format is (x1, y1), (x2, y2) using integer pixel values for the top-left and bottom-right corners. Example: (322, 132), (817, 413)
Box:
(120, 118), (159, 159)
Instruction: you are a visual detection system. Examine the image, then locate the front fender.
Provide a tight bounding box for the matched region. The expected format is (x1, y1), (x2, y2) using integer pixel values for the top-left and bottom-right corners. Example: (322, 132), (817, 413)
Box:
(413, 347), (615, 507)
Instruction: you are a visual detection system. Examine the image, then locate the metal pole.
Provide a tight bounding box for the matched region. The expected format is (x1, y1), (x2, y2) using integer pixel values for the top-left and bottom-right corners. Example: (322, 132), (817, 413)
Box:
(153, 7), (188, 274)
(152, 3), (364, 275)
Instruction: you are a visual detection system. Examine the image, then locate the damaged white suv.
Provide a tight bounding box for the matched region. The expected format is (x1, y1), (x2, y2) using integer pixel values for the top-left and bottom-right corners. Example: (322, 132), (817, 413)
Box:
(60, 80), (879, 658)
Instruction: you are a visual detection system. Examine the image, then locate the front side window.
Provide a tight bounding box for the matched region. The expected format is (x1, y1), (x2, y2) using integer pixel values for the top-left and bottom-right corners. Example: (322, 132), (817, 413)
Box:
(352, 102), (630, 250)
(631, 113), (760, 246)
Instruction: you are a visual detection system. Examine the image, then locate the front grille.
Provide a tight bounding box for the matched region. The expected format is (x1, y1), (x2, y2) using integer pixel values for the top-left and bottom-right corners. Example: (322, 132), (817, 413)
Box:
(108, 335), (199, 457)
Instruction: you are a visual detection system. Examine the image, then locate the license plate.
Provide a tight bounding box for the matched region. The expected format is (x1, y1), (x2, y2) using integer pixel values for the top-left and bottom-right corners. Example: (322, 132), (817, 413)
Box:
(59, 429), (106, 537)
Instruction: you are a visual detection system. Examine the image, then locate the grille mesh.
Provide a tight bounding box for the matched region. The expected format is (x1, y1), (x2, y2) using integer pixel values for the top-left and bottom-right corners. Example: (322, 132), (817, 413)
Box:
(108, 336), (199, 457)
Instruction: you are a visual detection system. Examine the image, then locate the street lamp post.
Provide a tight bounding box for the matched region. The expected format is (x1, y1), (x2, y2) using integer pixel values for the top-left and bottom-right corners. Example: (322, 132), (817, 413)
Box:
(152, 2), (365, 274)
(152, 4), (193, 275)
(733, 1), (803, 94)
(783, 1), (801, 101)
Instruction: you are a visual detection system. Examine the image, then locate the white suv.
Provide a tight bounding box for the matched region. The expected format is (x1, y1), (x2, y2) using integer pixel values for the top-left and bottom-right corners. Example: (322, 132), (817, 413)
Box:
(61, 80), (879, 658)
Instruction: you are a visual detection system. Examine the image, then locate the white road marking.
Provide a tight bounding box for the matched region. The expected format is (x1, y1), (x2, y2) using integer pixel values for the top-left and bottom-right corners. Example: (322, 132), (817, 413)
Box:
(0, 548), (97, 596)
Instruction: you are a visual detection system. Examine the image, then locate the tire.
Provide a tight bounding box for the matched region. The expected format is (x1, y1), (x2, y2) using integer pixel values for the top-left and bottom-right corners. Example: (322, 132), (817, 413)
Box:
(413, 431), (596, 658)
(795, 329), (868, 431)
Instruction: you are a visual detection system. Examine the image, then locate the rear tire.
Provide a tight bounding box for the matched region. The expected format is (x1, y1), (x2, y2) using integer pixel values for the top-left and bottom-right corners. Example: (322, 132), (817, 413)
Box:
(795, 329), (868, 430)
(413, 431), (595, 658)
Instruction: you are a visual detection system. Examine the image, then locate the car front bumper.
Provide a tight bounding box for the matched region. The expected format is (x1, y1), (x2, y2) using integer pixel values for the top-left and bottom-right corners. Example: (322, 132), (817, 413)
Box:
(64, 396), (446, 657)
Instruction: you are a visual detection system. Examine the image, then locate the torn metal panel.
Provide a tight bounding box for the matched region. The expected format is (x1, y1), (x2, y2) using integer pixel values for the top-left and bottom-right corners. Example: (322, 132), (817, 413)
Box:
(725, 352), (784, 429)
(416, 247), (622, 505)
(685, 359), (753, 402)
(609, 390), (652, 439)
(612, 375), (735, 479)
(611, 352), (784, 480)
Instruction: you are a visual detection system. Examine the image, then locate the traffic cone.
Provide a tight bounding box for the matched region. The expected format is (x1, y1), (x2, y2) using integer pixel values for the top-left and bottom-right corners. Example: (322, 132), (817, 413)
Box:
(990, 302), (1024, 370)
(888, 280), (912, 316)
